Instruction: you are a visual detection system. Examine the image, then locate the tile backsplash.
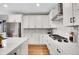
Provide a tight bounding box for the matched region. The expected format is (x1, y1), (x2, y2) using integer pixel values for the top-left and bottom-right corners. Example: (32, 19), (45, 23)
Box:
(22, 26), (78, 43)
(23, 29), (48, 43)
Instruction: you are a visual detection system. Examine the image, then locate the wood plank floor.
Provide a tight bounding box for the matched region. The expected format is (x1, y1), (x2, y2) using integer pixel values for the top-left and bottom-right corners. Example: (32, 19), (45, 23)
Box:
(28, 44), (49, 55)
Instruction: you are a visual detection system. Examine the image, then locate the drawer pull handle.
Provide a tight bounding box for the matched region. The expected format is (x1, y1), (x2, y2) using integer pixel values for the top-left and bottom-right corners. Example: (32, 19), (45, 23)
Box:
(14, 52), (17, 55)
(57, 49), (61, 53)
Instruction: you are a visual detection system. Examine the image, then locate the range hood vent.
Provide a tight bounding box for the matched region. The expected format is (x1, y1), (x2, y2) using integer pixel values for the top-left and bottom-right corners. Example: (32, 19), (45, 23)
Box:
(51, 3), (63, 21)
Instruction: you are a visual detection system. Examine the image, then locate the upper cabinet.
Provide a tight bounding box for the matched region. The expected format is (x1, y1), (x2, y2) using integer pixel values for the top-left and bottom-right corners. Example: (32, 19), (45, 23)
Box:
(29, 15), (36, 28)
(63, 3), (79, 26)
(22, 16), (29, 28)
(35, 15), (42, 28)
(63, 3), (74, 26)
(22, 15), (50, 28)
(73, 3), (79, 25)
(7, 14), (22, 23)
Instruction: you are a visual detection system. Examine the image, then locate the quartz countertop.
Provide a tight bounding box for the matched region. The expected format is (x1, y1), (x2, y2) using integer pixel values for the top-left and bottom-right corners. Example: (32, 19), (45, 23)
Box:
(0, 37), (28, 55)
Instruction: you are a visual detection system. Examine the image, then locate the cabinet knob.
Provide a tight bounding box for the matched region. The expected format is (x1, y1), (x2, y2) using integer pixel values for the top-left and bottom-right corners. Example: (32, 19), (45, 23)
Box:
(57, 49), (61, 53)
(14, 52), (17, 55)
(70, 18), (73, 23)
(73, 17), (75, 23)
(70, 17), (75, 23)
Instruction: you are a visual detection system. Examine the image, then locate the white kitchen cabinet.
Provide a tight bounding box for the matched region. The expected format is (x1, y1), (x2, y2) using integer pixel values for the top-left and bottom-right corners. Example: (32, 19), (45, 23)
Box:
(23, 15), (50, 28)
(63, 3), (74, 26)
(35, 15), (49, 28)
(35, 15), (42, 28)
(23, 16), (29, 28)
(7, 14), (22, 23)
(8, 46), (21, 55)
(19, 41), (28, 55)
(29, 15), (36, 28)
(63, 3), (79, 26)
(8, 41), (28, 55)
(23, 15), (35, 28)
(73, 3), (79, 25)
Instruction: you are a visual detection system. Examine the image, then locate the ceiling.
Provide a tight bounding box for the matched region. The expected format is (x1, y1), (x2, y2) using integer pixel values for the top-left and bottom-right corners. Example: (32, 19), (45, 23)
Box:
(0, 3), (57, 15)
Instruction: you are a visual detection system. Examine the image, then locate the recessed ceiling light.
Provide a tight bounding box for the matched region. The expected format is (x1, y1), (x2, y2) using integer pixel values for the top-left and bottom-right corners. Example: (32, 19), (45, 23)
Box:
(36, 3), (40, 7)
(3, 4), (8, 8)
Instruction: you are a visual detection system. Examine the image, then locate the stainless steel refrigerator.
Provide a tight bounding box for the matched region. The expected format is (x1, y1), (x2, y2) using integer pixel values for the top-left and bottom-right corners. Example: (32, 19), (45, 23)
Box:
(6, 22), (21, 37)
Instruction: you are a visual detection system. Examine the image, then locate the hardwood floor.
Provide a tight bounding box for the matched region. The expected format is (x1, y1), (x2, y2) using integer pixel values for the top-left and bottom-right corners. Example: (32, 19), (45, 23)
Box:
(28, 44), (49, 55)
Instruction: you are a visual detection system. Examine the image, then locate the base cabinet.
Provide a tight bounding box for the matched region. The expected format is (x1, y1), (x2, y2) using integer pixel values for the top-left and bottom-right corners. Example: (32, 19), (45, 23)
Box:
(8, 41), (28, 55)
(8, 47), (21, 55)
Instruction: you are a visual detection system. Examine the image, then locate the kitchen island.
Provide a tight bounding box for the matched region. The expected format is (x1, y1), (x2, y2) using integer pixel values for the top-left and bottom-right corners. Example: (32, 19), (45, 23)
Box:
(0, 37), (28, 55)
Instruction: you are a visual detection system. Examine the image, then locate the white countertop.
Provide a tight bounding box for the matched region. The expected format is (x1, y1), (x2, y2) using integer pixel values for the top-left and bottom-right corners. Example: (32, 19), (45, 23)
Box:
(0, 37), (28, 55)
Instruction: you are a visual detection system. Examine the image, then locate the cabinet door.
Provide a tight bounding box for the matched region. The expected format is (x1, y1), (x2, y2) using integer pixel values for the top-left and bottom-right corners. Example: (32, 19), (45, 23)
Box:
(35, 15), (42, 28)
(42, 15), (50, 28)
(63, 3), (73, 26)
(29, 15), (36, 28)
(23, 16), (29, 28)
(74, 3), (79, 25)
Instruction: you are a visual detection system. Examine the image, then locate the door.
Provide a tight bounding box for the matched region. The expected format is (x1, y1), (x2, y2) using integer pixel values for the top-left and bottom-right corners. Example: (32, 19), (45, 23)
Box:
(28, 44), (49, 55)
(63, 3), (74, 26)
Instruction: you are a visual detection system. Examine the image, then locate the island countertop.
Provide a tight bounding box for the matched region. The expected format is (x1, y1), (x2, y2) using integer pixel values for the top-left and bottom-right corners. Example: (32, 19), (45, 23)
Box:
(0, 37), (28, 55)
